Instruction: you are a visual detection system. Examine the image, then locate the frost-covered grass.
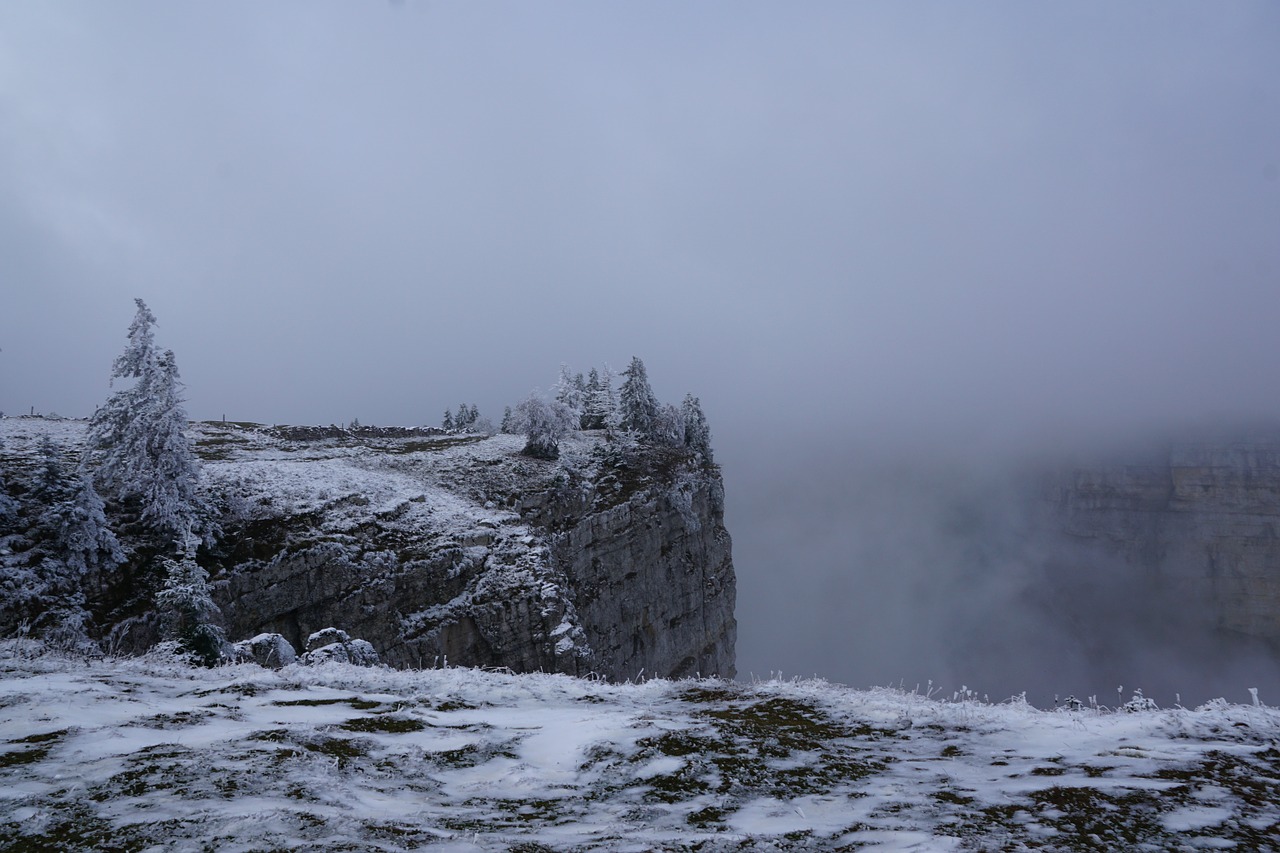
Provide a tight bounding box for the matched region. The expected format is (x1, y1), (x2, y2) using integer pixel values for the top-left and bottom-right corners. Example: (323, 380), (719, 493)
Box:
(2, 642), (1277, 851)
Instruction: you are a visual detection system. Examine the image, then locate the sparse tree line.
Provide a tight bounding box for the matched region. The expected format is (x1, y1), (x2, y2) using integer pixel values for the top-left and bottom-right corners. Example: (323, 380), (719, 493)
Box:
(506, 357), (713, 463)
(1, 299), (714, 665)
(442, 402), (490, 434)
(435, 358), (714, 465)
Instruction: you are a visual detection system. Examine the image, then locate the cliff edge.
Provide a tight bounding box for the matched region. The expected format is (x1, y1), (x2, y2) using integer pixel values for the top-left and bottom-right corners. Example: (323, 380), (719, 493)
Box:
(0, 418), (736, 679)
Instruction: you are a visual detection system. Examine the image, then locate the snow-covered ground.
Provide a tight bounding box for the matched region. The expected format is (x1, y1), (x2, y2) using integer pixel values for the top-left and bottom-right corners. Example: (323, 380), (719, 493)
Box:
(1, 414), (600, 545)
(1, 642), (1277, 851)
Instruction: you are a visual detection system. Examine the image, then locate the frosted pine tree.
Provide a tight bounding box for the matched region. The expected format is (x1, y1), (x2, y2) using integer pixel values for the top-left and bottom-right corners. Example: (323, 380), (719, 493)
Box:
(49, 473), (125, 579)
(84, 299), (210, 547)
(35, 434), (68, 500)
(156, 551), (224, 666)
(581, 368), (601, 429)
(500, 406), (513, 433)
(654, 403), (684, 446)
(602, 364), (621, 432)
(583, 367), (618, 430)
(138, 351), (209, 542)
(619, 357), (659, 440)
(554, 364), (585, 425)
(442, 409), (454, 431)
(681, 393), (713, 462)
(35, 437), (124, 580)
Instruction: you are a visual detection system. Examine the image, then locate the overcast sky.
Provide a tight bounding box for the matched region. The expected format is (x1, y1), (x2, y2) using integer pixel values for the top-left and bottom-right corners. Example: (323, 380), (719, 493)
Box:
(3, 2), (1279, 699)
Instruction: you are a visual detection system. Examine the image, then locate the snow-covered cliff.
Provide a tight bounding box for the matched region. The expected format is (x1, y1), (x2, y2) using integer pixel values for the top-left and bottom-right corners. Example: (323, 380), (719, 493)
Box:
(0, 418), (736, 680)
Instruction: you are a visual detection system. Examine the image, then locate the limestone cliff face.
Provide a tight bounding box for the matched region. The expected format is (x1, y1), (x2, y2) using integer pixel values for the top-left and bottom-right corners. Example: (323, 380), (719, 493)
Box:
(1041, 430), (1280, 646)
(204, 430), (736, 680)
(542, 448), (736, 680)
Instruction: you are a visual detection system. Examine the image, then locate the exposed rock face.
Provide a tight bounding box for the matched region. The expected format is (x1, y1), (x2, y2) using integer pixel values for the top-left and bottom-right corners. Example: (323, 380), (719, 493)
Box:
(545, 452), (736, 680)
(203, 430), (736, 680)
(300, 628), (381, 666)
(1041, 430), (1280, 648)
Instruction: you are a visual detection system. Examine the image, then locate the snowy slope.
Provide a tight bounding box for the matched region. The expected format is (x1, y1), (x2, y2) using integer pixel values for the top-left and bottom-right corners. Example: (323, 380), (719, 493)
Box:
(1, 642), (1277, 851)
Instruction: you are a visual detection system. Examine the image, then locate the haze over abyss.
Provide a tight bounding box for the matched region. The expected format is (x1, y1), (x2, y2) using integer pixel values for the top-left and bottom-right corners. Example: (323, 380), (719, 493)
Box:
(3, 3), (1279, 704)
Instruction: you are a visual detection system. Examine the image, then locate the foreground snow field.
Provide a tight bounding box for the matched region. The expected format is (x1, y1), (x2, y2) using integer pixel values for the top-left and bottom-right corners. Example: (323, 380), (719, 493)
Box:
(1, 643), (1277, 851)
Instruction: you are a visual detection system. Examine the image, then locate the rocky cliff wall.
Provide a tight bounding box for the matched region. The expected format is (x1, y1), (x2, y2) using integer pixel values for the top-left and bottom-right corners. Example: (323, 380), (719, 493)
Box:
(544, 449), (736, 680)
(204, 430), (736, 680)
(1041, 430), (1280, 647)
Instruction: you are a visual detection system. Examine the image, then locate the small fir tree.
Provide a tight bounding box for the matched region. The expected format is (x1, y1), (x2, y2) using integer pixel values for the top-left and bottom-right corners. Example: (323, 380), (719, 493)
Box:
(35, 435), (68, 500)
(554, 364), (585, 425)
(681, 394), (713, 461)
(500, 406), (513, 433)
(602, 364), (621, 432)
(619, 356), (659, 440)
(655, 403), (685, 446)
(84, 300), (209, 547)
(581, 368), (603, 429)
(156, 550), (224, 666)
(442, 409), (454, 431)
(42, 472), (125, 581)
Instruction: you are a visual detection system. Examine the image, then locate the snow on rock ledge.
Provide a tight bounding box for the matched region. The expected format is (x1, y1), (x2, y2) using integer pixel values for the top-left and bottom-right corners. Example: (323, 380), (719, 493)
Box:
(196, 425), (735, 680)
(230, 632), (297, 669)
(0, 418), (736, 680)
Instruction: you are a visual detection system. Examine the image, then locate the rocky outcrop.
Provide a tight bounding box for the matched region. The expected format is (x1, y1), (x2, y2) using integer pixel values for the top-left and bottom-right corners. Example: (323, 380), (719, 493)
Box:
(231, 632), (297, 669)
(204, 430), (736, 680)
(1041, 429), (1280, 647)
(549, 465), (735, 680)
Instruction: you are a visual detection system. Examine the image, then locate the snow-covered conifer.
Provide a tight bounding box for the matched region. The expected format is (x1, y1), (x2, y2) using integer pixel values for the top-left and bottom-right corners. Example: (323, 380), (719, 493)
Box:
(84, 300), (209, 547)
(602, 364), (620, 432)
(45, 473), (125, 579)
(156, 553), (224, 666)
(582, 367), (619, 430)
(681, 393), (713, 462)
(442, 409), (454, 431)
(35, 435), (69, 500)
(554, 364), (585, 424)
(655, 403), (685, 447)
(619, 357), (659, 440)
(138, 351), (207, 542)
(581, 369), (602, 429)
(112, 298), (158, 379)
(510, 392), (578, 460)
(500, 406), (513, 434)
